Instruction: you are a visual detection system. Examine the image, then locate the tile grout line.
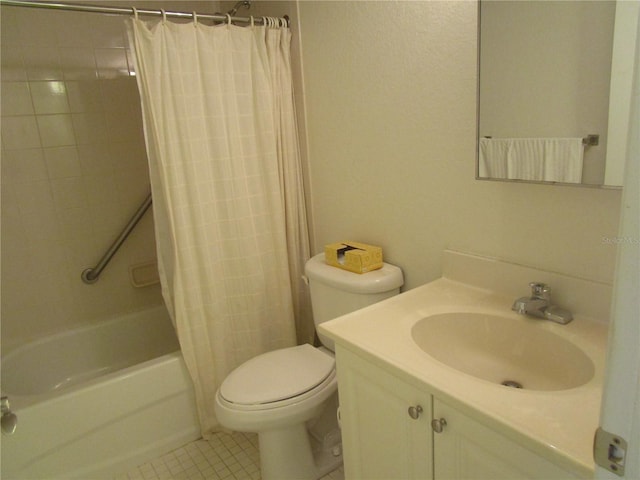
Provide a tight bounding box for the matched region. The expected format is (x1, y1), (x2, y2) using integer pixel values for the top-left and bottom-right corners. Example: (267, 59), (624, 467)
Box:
(115, 431), (343, 480)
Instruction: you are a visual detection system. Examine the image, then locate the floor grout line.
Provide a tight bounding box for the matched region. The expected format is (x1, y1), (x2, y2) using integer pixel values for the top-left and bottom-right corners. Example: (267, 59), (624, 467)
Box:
(114, 431), (343, 480)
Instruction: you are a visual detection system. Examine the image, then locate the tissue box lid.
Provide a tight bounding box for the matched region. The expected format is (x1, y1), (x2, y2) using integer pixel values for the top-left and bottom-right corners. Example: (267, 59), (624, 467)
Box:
(324, 241), (383, 274)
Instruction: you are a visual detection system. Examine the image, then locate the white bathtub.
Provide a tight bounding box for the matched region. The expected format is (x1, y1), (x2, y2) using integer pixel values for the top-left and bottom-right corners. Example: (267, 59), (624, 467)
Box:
(0, 306), (201, 479)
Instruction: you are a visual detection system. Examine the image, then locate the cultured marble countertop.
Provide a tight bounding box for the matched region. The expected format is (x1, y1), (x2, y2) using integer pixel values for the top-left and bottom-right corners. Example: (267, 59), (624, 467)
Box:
(319, 278), (609, 477)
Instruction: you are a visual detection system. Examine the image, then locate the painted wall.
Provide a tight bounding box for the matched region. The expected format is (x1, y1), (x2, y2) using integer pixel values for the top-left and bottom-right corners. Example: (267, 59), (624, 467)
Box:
(0, 1), (219, 351)
(297, 1), (622, 296)
(1, 0), (623, 352)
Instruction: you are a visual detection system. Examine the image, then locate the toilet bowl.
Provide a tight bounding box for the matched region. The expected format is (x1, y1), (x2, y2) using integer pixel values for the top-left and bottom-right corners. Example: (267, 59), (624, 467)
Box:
(214, 253), (404, 480)
(215, 345), (341, 480)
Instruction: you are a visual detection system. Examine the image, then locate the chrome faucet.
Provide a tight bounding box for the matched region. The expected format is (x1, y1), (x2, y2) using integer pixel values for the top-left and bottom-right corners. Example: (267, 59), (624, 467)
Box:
(512, 282), (573, 324)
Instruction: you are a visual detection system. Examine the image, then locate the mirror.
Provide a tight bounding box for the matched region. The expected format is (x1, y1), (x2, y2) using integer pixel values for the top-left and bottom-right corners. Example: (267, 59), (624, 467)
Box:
(477, 1), (636, 188)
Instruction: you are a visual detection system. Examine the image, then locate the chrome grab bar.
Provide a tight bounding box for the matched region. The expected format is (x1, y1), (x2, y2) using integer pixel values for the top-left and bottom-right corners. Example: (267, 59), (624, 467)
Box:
(81, 193), (152, 284)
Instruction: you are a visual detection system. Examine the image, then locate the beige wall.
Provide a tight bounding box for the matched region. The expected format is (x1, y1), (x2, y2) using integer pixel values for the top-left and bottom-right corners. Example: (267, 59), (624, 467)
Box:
(0, 0), (623, 351)
(297, 1), (622, 293)
(0, 1), (219, 350)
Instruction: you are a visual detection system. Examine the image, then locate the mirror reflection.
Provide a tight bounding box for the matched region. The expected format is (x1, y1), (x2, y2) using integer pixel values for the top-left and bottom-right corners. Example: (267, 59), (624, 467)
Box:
(477, 1), (626, 187)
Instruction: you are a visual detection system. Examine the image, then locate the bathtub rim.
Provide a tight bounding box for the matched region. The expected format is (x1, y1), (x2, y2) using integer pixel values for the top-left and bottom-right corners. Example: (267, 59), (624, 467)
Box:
(0, 347), (200, 480)
(1, 304), (181, 403)
(1, 304), (170, 358)
(3, 349), (187, 411)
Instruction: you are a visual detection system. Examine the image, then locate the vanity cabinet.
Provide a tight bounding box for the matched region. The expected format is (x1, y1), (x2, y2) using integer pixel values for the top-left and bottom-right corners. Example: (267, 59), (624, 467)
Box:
(336, 347), (433, 479)
(336, 347), (581, 480)
(433, 398), (580, 479)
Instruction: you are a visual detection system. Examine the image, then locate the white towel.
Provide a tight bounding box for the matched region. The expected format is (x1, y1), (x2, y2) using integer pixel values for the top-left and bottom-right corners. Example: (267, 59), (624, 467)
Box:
(479, 138), (509, 178)
(479, 137), (584, 183)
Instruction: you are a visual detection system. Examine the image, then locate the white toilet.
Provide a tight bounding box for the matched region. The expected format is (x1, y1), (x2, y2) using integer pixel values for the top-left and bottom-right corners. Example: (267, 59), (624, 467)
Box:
(214, 252), (404, 480)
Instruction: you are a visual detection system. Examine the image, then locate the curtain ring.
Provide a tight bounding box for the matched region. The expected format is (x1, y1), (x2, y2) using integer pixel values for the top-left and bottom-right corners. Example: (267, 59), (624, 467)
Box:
(132, 6), (138, 20)
(250, 15), (254, 28)
(160, 9), (167, 23)
(192, 11), (198, 26)
(226, 13), (232, 26)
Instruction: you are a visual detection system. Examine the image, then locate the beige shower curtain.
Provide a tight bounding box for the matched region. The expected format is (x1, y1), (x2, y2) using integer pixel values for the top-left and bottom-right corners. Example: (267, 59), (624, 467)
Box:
(129, 16), (311, 435)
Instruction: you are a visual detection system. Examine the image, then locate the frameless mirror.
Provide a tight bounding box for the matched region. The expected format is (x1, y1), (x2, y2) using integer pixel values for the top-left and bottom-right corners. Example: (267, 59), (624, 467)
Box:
(477, 1), (637, 188)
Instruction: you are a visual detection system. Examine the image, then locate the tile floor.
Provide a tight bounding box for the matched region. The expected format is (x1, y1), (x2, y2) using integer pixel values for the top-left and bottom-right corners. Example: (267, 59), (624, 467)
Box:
(115, 431), (345, 480)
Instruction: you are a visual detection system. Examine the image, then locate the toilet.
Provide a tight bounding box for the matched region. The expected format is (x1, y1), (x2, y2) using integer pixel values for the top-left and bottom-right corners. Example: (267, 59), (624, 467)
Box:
(214, 252), (403, 480)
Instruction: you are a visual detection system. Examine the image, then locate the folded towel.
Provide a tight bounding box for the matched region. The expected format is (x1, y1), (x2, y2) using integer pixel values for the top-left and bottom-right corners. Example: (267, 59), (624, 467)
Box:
(479, 138), (509, 179)
(479, 137), (584, 183)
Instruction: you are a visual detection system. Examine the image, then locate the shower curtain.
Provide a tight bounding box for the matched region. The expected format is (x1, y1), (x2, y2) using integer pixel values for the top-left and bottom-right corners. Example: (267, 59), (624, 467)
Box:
(129, 16), (311, 435)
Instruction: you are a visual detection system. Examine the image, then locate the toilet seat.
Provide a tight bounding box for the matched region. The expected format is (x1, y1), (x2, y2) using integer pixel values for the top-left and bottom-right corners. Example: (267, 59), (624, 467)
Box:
(219, 344), (335, 410)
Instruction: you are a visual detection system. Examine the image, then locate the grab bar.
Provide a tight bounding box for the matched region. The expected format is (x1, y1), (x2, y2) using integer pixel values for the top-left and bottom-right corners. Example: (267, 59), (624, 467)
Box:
(81, 193), (152, 284)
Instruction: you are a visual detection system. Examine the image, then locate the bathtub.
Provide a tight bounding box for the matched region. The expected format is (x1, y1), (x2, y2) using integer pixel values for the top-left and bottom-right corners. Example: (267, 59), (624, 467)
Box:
(0, 306), (201, 479)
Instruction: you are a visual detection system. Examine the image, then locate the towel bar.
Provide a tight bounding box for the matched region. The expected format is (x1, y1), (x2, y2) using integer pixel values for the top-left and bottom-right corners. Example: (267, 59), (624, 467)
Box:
(483, 135), (599, 147)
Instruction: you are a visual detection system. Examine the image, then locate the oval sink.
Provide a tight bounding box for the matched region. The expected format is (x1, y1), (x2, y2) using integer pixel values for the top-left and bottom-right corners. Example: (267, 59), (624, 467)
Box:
(411, 313), (595, 391)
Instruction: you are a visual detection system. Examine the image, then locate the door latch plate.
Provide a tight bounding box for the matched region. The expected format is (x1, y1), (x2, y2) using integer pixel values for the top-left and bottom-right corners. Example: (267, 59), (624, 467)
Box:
(594, 427), (627, 476)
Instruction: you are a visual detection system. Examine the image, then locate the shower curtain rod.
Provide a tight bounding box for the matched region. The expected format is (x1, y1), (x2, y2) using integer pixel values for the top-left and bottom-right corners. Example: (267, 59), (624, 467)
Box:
(0, 0), (289, 26)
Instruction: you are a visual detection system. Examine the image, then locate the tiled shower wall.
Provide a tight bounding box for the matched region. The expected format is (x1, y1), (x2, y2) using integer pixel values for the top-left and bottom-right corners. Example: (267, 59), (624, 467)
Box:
(0, 5), (173, 351)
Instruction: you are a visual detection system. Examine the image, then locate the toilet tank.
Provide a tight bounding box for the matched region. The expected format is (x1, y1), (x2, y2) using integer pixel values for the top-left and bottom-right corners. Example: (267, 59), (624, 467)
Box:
(305, 253), (404, 351)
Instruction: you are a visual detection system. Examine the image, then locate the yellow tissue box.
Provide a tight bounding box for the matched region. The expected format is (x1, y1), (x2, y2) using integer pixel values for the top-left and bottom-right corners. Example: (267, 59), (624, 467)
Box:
(324, 241), (383, 274)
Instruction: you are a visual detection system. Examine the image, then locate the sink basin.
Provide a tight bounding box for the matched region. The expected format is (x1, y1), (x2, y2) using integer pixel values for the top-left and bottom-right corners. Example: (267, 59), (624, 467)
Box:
(411, 313), (595, 391)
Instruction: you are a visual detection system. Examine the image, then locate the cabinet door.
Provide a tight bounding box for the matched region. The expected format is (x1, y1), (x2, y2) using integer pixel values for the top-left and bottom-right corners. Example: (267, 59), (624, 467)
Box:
(433, 398), (580, 479)
(336, 346), (433, 480)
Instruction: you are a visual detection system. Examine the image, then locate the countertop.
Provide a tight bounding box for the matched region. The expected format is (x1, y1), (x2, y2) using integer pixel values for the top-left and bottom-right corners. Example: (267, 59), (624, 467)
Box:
(319, 278), (609, 477)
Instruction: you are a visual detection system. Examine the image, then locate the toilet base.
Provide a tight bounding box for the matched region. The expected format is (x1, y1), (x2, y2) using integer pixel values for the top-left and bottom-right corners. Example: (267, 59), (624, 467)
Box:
(257, 422), (343, 480)
(259, 423), (315, 480)
(309, 429), (343, 478)
(257, 393), (342, 480)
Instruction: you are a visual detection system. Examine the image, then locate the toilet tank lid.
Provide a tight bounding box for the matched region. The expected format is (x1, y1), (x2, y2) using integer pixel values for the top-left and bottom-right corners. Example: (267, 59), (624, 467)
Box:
(304, 253), (404, 294)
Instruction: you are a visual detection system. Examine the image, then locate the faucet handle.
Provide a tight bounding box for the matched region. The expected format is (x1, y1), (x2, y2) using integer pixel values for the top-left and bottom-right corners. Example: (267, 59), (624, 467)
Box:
(529, 282), (550, 300)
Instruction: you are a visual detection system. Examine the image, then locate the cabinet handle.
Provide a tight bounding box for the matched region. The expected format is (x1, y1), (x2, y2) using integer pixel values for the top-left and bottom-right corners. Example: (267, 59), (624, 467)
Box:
(407, 405), (423, 419)
(431, 417), (447, 433)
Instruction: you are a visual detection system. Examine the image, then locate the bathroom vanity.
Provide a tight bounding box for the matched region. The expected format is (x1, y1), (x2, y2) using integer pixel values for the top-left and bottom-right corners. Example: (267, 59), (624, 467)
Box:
(319, 250), (610, 479)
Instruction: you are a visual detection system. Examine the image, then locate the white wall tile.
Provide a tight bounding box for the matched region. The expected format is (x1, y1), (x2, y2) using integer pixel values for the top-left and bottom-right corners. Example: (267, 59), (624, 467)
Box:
(59, 48), (98, 80)
(1, 44), (27, 81)
(56, 11), (97, 48)
(51, 176), (88, 210)
(30, 81), (70, 114)
(95, 48), (130, 79)
(11, 179), (55, 216)
(1, 82), (34, 115)
(90, 14), (128, 48)
(44, 146), (82, 179)
(22, 46), (63, 81)
(77, 143), (113, 176)
(1, 148), (48, 184)
(0, 2), (194, 349)
(2, 116), (41, 149)
(0, 7), (22, 48)
(71, 112), (108, 144)
(17, 8), (61, 47)
(66, 81), (104, 113)
(36, 114), (76, 147)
